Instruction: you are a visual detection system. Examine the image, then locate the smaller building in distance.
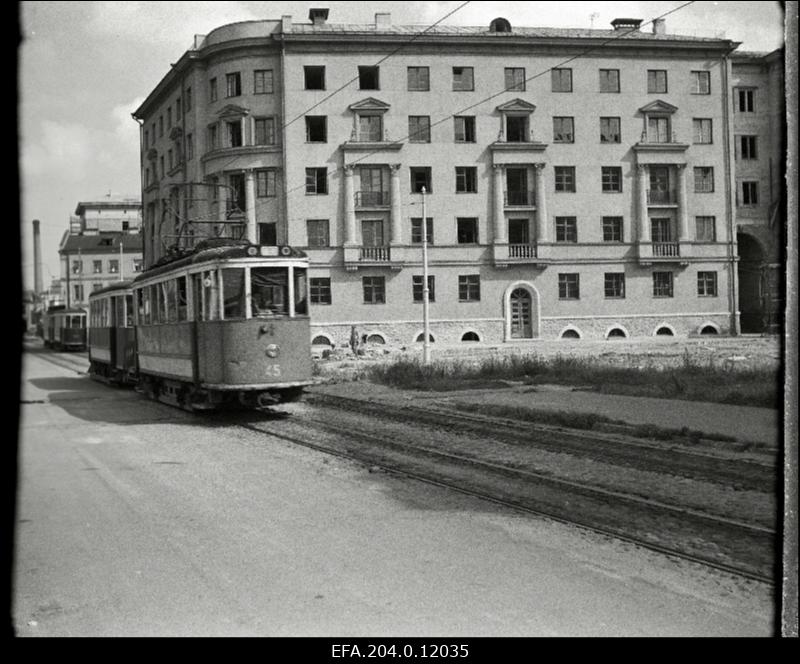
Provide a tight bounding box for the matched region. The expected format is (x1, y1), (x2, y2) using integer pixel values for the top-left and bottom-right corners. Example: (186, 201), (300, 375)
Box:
(58, 197), (144, 308)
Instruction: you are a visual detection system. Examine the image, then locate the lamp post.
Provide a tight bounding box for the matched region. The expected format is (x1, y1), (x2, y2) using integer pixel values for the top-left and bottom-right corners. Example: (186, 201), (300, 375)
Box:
(421, 187), (431, 365)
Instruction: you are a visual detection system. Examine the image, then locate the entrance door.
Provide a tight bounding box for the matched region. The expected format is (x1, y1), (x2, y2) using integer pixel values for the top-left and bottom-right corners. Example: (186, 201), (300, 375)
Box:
(510, 288), (532, 338)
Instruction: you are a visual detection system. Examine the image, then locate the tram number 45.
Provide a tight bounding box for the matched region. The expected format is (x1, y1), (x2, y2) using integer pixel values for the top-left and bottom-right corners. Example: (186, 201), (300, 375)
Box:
(265, 364), (282, 377)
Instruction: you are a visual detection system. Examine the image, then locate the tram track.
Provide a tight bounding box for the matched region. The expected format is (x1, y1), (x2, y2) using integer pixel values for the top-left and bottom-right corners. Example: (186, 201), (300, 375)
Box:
(24, 346), (88, 376)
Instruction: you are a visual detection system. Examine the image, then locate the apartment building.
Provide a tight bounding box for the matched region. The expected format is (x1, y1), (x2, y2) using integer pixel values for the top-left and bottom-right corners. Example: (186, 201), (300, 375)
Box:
(134, 9), (775, 346)
(58, 197), (144, 307)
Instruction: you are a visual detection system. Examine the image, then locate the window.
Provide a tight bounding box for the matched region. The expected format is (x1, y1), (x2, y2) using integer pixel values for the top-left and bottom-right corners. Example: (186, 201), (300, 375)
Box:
(694, 167), (714, 193)
(555, 166), (576, 193)
(653, 271), (674, 297)
(310, 278), (331, 305)
(256, 169), (276, 198)
(458, 275), (480, 301)
(258, 223), (277, 246)
(454, 116), (476, 142)
(409, 116), (431, 143)
(208, 124), (218, 150)
(185, 87), (192, 112)
(73, 284), (84, 302)
(362, 276), (385, 304)
(558, 273), (580, 299)
(697, 271), (718, 297)
(455, 167), (477, 193)
(457, 217), (478, 244)
(222, 268), (245, 318)
(226, 72), (241, 98)
(505, 67), (525, 91)
(604, 273), (625, 298)
(209, 77), (217, 102)
(410, 167), (432, 193)
(651, 217), (673, 243)
(133, 259), (143, 273)
(553, 117), (574, 143)
(159, 115), (164, 137)
(168, 148), (174, 169)
(555, 217), (578, 243)
(306, 219), (330, 247)
(107, 260), (118, 275)
(602, 216), (624, 242)
(144, 129), (149, 148)
(691, 71), (710, 94)
(305, 66), (325, 90)
(361, 220), (384, 247)
(358, 114), (382, 142)
(695, 216), (716, 241)
(227, 173), (245, 213)
(159, 156), (165, 178)
(166, 106), (172, 130)
(740, 135), (758, 160)
(412, 275), (435, 302)
(506, 115), (528, 142)
(551, 68), (572, 92)
(305, 116), (327, 142)
(647, 70), (667, 93)
(225, 120), (242, 147)
(693, 119), (713, 144)
(93, 260), (102, 274)
(599, 69), (620, 92)
(254, 69), (273, 94)
(452, 67), (474, 91)
(411, 217), (434, 244)
(186, 133), (194, 160)
(407, 67), (429, 91)
(251, 117), (274, 146)
(742, 181), (759, 205)
(602, 167), (622, 193)
(736, 88), (755, 112)
(358, 66), (379, 90)
(600, 117), (621, 143)
(305, 168), (328, 195)
(647, 116), (671, 143)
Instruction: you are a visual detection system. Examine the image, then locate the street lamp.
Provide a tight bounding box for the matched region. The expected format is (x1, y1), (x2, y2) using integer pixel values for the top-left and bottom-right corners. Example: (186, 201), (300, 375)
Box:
(421, 186), (431, 365)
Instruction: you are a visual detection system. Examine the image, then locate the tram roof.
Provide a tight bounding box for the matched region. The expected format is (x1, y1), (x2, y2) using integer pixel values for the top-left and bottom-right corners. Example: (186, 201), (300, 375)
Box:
(88, 280), (136, 298)
(46, 306), (87, 315)
(133, 241), (307, 284)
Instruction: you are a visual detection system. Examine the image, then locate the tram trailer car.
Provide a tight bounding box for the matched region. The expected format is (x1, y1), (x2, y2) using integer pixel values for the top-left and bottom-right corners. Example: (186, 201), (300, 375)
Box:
(41, 305), (87, 351)
(130, 240), (313, 411)
(88, 281), (137, 385)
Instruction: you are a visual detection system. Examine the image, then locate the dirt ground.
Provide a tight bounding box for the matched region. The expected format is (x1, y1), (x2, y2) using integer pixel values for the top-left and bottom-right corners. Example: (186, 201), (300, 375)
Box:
(313, 334), (783, 380)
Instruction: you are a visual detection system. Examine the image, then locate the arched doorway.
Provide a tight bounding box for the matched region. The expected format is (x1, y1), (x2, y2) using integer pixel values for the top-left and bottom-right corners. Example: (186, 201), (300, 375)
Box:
(510, 288), (533, 338)
(737, 233), (765, 333)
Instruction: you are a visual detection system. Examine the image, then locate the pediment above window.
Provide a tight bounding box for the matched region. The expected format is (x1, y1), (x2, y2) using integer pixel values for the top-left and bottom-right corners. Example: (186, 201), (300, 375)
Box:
(496, 98), (536, 114)
(348, 97), (391, 113)
(217, 104), (250, 118)
(169, 126), (183, 140)
(639, 100), (678, 115)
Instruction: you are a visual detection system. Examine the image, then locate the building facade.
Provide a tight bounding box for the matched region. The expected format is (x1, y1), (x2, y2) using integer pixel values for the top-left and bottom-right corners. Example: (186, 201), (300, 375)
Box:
(133, 10), (783, 347)
(58, 198), (144, 308)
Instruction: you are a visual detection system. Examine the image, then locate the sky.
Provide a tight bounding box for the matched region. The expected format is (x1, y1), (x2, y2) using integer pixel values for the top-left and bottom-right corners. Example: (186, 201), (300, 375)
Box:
(18, 1), (786, 292)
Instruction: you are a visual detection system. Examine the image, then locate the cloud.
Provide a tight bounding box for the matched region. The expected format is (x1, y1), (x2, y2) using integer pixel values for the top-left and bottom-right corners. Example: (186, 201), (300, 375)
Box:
(21, 120), (94, 180)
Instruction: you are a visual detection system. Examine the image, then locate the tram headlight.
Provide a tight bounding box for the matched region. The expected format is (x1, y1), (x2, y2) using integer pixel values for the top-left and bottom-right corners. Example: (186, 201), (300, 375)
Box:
(265, 344), (279, 358)
(247, 246), (258, 256)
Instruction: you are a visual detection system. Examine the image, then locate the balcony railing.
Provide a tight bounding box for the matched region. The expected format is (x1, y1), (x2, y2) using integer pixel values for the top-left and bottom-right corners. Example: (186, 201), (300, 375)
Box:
(508, 243), (538, 259)
(355, 191), (390, 207)
(360, 246), (391, 262)
(652, 242), (680, 257)
(647, 189), (677, 204)
(504, 191), (536, 206)
(640, 131), (680, 144)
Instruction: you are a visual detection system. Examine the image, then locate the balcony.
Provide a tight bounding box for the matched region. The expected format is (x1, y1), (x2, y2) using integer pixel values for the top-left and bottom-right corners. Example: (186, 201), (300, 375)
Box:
(652, 242), (680, 257)
(647, 189), (677, 205)
(508, 243), (538, 259)
(355, 191), (390, 207)
(504, 191), (536, 207)
(360, 246), (391, 262)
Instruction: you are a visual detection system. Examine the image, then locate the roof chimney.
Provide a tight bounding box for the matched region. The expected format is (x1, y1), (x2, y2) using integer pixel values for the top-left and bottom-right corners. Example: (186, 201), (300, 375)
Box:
(309, 8), (329, 26)
(611, 18), (643, 31)
(375, 12), (391, 28)
(652, 18), (666, 35)
(281, 15), (293, 32)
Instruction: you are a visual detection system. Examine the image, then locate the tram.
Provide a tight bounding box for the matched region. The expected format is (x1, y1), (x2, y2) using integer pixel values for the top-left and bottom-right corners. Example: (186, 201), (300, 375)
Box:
(41, 305), (88, 351)
(86, 239), (313, 411)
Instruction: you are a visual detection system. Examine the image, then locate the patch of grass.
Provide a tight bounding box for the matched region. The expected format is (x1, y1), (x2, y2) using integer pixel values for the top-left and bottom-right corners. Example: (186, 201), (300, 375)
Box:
(366, 354), (780, 408)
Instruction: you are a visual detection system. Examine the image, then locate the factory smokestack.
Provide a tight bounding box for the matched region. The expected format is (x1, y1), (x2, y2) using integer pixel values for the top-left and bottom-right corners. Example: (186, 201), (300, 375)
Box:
(32, 219), (43, 296)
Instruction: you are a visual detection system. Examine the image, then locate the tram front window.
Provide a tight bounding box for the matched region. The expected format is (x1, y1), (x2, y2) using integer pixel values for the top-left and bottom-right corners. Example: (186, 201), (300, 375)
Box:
(251, 267), (288, 317)
(222, 268), (245, 319)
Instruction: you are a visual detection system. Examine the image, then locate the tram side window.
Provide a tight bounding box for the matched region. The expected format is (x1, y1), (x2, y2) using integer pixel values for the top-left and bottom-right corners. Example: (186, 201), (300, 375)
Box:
(294, 267), (308, 316)
(115, 296), (125, 328)
(164, 280), (178, 323)
(125, 295), (134, 327)
(177, 276), (188, 322)
(222, 268), (245, 319)
(202, 270), (220, 321)
(150, 285), (161, 324)
(251, 267), (288, 317)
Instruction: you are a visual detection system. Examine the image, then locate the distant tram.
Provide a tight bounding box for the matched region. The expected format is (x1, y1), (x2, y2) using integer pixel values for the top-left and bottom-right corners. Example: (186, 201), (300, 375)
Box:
(41, 305), (87, 351)
(87, 239), (313, 411)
